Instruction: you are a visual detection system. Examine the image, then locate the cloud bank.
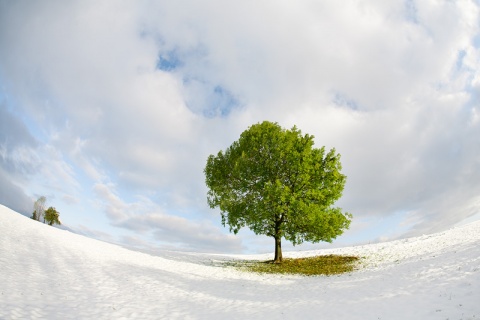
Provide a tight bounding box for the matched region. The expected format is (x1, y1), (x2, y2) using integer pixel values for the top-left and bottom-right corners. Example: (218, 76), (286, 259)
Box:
(0, 0), (479, 253)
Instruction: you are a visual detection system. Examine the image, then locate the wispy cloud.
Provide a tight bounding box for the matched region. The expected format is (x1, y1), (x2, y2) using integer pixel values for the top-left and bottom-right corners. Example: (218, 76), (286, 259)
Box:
(0, 0), (479, 253)
(93, 182), (243, 253)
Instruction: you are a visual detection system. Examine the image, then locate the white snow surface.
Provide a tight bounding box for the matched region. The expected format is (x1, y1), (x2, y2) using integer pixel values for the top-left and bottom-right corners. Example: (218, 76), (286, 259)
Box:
(1, 205), (479, 319)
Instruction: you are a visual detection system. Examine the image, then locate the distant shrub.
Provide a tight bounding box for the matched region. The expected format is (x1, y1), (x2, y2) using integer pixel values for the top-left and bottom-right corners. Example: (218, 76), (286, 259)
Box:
(44, 207), (61, 226)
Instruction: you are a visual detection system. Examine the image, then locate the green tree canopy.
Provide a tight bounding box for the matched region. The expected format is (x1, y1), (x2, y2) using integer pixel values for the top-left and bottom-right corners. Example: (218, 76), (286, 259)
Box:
(205, 121), (351, 263)
(44, 207), (61, 226)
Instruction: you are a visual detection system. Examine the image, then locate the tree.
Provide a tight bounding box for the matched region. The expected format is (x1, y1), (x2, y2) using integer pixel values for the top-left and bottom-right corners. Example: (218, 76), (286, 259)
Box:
(32, 196), (46, 222)
(44, 207), (61, 226)
(205, 121), (352, 263)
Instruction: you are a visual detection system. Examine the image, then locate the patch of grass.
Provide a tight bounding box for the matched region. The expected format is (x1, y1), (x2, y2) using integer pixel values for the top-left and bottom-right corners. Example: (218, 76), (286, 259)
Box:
(228, 255), (360, 276)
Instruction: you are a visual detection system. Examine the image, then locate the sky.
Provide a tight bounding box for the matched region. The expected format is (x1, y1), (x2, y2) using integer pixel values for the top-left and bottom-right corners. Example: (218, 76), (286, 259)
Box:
(0, 0), (479, 254)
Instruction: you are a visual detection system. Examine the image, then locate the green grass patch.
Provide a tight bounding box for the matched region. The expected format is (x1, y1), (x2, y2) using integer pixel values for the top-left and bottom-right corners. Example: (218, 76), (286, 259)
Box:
(228, 255), (360, 276)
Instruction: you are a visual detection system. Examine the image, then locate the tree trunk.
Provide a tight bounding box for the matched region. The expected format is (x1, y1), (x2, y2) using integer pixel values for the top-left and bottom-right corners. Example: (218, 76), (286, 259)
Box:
(273, 236), (282, 263)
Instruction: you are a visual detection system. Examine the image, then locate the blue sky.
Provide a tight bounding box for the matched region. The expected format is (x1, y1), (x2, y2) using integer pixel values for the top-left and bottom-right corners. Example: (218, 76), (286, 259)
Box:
(0, 0), (479, 254)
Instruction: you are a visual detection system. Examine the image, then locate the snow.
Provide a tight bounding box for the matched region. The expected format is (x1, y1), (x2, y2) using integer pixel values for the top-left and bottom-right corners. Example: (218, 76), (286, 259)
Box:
(1, 204), (479, 319)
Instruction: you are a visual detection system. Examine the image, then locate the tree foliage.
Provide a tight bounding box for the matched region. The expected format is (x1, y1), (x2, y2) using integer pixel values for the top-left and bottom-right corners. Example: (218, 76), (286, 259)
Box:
(205, 121), (351, 263)
(31, 197), (61, 226)
(44, 207), (61, 226)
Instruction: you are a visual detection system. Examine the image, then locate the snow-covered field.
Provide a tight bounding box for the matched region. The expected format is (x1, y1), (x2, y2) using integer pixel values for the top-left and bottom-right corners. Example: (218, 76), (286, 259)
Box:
(1, 204), (479, 319)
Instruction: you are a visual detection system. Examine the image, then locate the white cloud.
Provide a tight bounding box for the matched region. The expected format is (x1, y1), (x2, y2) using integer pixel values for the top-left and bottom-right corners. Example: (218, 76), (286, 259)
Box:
(93, 182), (243, 253)
(0, 0), (479, 253)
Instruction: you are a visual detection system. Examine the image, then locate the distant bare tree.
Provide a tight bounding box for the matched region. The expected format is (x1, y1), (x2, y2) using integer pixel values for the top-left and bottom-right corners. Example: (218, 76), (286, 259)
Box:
(32, 196), (46, 222)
